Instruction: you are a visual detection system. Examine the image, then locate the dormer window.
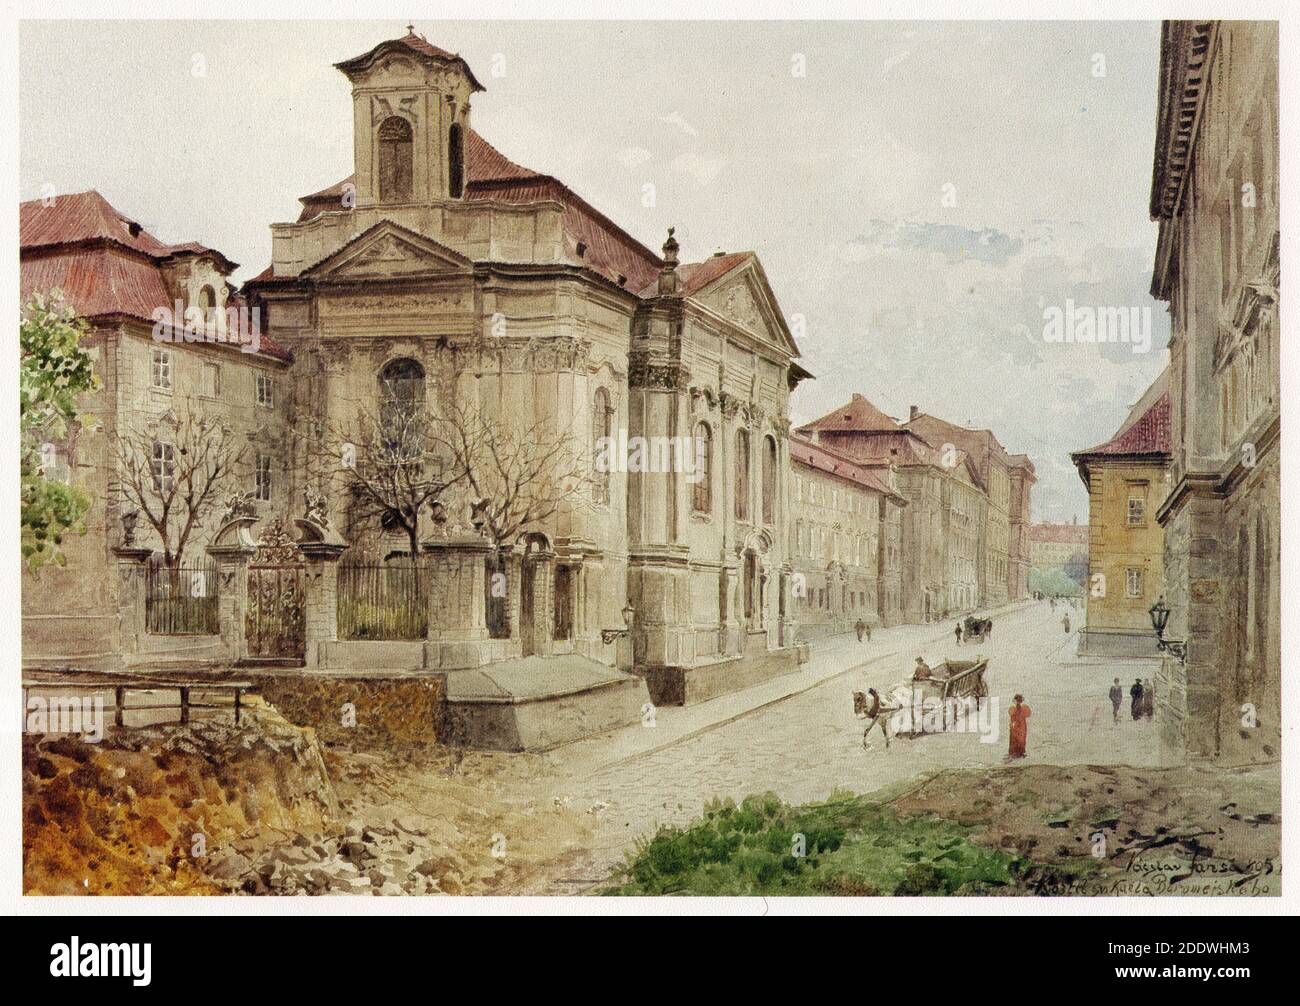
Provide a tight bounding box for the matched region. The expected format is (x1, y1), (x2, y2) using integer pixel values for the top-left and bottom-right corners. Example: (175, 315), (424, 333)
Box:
(378, 116), (413, 203)
(198, 284), (217, 314)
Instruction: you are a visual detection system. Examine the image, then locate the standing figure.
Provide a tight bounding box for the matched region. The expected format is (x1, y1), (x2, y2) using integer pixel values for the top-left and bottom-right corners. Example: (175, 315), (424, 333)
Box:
(1062, 613), (1071, 634)
(1008, 694), (1031, 759)
(855, 618), (867, 642)
(954, 622), (964, 646)
(1108, 678), (1123, 723)
(1142, 679), (1155, 719)
(1130, 678), (1145, 721)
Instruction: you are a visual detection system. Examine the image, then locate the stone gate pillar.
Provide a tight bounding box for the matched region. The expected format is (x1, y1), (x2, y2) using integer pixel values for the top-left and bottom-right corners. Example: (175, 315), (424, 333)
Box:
(423, 533), (493, 669)
(295, 516), (348, 668)
(206, 514), (259, 663)
(112, 544), (153, 663)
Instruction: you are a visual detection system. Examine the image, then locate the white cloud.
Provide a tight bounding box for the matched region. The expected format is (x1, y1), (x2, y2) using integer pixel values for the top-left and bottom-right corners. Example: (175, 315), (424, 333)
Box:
(658, 110), (698, 137)
(671, 152), (727, 186)
(617, 146), (653, 168)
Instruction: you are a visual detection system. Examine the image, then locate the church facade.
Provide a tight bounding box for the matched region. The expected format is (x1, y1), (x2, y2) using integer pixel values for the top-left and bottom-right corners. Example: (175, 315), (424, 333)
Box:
(21, 30), (810, 735)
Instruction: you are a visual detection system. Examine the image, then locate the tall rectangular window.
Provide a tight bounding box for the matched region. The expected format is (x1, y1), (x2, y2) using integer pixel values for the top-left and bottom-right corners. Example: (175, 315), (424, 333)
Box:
(256, 373), (274, 408)
(201, 362), (221, 398)
(151, 441), (175, 493)
(1125, 568), (1142, 598)
(761, 437), (777, 525)
(734, 429), (750, 521)
(255, 453), (272, 501)
(1127, 495), (1146, 526)
(151, 348), (171, 390)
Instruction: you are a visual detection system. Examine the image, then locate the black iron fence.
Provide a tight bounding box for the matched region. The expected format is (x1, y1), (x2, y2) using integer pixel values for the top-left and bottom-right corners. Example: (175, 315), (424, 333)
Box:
(145, 559), (219, 635)
(338, 561), (427, 640)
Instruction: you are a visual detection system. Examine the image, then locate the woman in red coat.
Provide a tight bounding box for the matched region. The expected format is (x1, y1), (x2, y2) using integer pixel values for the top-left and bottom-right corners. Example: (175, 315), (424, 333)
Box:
(1008, 694), (1030, 759)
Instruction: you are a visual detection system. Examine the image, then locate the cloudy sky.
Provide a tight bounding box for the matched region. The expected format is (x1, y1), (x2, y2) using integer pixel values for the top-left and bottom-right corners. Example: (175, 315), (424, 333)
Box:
(20, 19), (1169, 522)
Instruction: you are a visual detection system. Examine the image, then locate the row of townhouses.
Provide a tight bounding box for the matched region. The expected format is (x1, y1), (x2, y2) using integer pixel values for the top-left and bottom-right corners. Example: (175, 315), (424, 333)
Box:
(21, 29), (1037, 749)
(791, 397), (1035, 633)
(1072, 20), (1279, 766)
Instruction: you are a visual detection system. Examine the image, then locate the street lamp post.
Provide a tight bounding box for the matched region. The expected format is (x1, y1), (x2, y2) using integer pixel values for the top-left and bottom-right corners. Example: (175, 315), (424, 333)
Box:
(1148, 596), (1187, 664)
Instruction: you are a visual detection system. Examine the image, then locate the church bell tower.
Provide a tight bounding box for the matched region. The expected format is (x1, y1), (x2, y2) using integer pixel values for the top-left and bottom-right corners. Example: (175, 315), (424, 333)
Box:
(333, 27), (485, 209)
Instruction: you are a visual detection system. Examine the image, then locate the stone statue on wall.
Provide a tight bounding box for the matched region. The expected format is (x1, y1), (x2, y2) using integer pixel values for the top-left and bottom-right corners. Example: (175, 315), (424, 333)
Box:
(303, 486), (330, 528)
(221, 490), (257, 525)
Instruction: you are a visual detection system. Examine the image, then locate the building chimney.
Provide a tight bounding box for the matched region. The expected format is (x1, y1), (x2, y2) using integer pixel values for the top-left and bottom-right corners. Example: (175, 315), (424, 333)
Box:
(909, 405), (919, 421)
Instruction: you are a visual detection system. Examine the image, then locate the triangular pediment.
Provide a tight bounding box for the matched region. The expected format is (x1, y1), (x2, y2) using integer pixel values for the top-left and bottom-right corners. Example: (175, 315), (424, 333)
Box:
(304, 220), (473, 281)
(693, 261), (800, 358)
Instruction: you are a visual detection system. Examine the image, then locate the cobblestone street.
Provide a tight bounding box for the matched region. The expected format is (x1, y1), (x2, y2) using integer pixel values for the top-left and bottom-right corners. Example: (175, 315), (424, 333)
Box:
(502, 600), (1165, 890)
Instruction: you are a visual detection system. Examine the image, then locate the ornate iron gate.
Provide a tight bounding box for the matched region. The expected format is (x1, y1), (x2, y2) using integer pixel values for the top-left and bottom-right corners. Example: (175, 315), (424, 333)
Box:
(244, 517), (305, 661)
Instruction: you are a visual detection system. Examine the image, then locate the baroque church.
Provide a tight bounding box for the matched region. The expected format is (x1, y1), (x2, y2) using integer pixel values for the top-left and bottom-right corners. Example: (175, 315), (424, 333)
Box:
(21, 29), (812, 745)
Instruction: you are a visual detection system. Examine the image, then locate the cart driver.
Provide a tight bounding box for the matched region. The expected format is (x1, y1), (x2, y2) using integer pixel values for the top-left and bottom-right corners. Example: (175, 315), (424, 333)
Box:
(913, 656), (933, 681)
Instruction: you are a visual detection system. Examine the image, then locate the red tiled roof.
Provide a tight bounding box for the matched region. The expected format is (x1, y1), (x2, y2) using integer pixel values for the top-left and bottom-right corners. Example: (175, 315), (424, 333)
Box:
(813, 429), (946, 469)
(21, 246), (172, 322)
(635, 251), (752, 299)
(1074, 391), (1172, 458)
(790, 435), (904, 502)
(906, 413), (1002, 465)
(21, 190), (173, 257)
(20, 190), (290, 363)
(292, 128), (663, 292)
(334, 30), (486, 92)
(801, 394), (902, 433)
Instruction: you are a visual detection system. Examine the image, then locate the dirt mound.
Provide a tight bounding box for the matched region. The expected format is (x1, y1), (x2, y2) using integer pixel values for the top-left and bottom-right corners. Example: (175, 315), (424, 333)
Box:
(23, 696), (338, 895)
(886, 762), (1280, 895)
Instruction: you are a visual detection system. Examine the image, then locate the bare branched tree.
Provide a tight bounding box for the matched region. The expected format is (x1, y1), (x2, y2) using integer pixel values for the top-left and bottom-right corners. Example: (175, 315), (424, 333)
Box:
(440, 391), (592, 552)
(302, 397), (467, 561)
(114, 409), (247, 569)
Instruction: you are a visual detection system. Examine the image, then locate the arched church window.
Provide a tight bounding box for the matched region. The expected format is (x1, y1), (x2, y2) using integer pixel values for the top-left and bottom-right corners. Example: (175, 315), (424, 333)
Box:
(448, 123), (465, 199)
(378, 116), (414, 203)
(379, 358), (425, 446)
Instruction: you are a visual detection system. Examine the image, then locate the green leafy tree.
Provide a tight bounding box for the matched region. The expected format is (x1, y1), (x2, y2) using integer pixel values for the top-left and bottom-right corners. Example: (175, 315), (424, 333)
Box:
(20, 290), (101, 570)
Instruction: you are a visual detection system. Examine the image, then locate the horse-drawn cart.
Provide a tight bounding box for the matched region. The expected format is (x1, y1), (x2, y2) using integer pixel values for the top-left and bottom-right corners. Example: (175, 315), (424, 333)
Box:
(853, 656), (992, 747)
(963, 616), (993, 644)
(908, 657), (990, 734)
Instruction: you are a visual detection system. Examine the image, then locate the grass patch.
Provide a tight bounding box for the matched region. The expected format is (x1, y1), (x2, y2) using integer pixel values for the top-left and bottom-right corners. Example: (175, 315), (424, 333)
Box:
(601, 791), (1029, 896)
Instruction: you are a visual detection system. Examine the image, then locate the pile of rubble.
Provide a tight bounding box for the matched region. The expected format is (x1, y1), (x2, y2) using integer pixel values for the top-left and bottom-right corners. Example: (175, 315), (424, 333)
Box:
(204, 816), (467, 896)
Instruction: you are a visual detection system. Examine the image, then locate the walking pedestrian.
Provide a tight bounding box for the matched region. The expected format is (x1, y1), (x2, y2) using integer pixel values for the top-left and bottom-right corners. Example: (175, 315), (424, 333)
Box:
(1008, 693), (1031, 759)
(1108, 678), (1123, 723)
(1143, 678), (1155, 719)
(954, 622), (963, 646)
(1062, 613), (1071, 634)
(1130, 678), (1144, 721)
(854, 618), (867, 642)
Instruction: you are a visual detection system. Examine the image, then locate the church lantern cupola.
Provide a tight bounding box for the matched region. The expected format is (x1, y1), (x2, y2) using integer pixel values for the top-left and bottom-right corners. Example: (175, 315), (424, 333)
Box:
(333, 26), (485, 208)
